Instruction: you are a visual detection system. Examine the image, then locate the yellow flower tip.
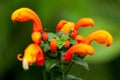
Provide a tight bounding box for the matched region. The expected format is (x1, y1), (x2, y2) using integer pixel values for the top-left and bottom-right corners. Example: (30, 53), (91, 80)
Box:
(61, 22), (75, 33)
(86, 30), (113, 47)
(56, 20), (67, 32)
(75, 35), (85, 43)
(31, 32), (41, 44)
(11, 7), (44, 32)
(74, 18), (94, 31)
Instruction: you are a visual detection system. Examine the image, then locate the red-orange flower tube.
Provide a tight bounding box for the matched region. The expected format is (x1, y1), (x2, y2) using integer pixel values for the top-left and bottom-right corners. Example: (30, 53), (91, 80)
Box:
(63, 43), (94, 62)
(50, 39), (57, 52)
(11, 8), (44, 32)
(17, 43), (45, 70)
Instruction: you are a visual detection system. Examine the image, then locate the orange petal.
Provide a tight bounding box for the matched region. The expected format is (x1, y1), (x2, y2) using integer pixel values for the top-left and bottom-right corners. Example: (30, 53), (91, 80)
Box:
(24, 43), (44, 63)
(31, 32), (41, 44)
(74, 18), (94, 31)
(63, 43), (94, 62)
(11, 8), (44, 32)
(56, 20), (67, 32)
(86, 30), (113, 46)
(61, 22), (75, 33)
(50, 39), (57, 52)
(75, 35), (85, 43)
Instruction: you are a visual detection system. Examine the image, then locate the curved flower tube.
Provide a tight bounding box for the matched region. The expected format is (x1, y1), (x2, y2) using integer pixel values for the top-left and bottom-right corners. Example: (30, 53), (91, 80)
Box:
(50, 39), (57, 52)
(63, 43), (94, 62)
(11, 8), (44, 32)
(72, 18), (94, 38)
(85, 30), (113, 46)
(17, 43), (45, 70)
(74, 18), (94, 30)
(56, 20), (67, 32)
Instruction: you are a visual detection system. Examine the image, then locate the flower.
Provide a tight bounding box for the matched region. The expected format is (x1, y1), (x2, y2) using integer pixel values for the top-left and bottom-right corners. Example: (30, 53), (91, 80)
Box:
(17, 43), (45, 70)
(56, 20), (67, 32)
(11, 8), (44, 32)
(12, 8), (113, 73)
(85, 30), (113, 46)
(63, 43), (94, 62)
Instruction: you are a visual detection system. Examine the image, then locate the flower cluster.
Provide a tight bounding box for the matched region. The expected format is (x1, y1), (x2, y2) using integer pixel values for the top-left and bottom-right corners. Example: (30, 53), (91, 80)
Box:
(11, 8), (113, 79)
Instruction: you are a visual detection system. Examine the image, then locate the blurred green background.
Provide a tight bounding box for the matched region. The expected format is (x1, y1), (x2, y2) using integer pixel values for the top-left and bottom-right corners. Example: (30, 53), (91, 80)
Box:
(0, 0), (120, 80)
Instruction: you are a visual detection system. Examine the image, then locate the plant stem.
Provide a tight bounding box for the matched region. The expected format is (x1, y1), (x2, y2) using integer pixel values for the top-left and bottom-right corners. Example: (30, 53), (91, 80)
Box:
(65, 62), (74, 76)
(42, 66), (47, 80)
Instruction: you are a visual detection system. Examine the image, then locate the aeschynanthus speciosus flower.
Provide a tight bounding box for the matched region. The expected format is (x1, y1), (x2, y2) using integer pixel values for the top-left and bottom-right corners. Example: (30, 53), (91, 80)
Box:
(71, 18), (94, 38)
(17, 43), (45, 70)
(56, 20), (67, 32)
(85, 30), (113, 46)
(11, 8), (44, 32)
(42, 32), (48, 41)
(63, 43), (94, 62)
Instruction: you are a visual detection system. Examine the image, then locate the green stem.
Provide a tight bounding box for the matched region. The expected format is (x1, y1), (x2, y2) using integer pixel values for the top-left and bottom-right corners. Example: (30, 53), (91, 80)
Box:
(65, 62), (74, 76)
(42, 66), (47, 80)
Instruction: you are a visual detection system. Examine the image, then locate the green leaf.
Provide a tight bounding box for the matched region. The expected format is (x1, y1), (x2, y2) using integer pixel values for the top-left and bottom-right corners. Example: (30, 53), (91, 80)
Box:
(60, 35), (69, 42)
(42, 43), (50, 53)
(45, 59), (59, 72)
(66, 74), (82, 80)
(69, 38), (77, 45)
(72, 56), (89, 71)
(56, 37), (64, 49)
(56, 31), (64, 37)
(48, 32), (57, 41)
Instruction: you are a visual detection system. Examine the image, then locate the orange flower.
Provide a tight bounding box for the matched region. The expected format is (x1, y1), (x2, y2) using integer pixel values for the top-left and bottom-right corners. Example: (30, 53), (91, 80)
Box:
(72, 18), (94, 38)
(74, 18), (94, 30)
(64, 40), (70, 48)
(11, 8), (44, 32)
(63, 43), (94, 62)
(56, 20), (67, 32)
(17, 43), (45, 70)
(61, 22), (74, 33)
(31, 32), (41, 44)
(42, 32), (48, 41)
(50, 39), (57, 52)
(85, 30), (113, 46)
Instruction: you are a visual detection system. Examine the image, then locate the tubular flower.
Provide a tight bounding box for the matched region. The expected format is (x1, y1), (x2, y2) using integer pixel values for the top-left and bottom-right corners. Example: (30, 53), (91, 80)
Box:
(11, 8), (44, 32)
(50, 39), (57, 52)
(85, 30), (113, 46)
(61, 22), (75, 33)
(31, 32), (41, 44)
(63, 43), (94, 62)
(56, 20), (67, 32)
(17, 43), (45, 70)
(72, 18), (94, 37)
